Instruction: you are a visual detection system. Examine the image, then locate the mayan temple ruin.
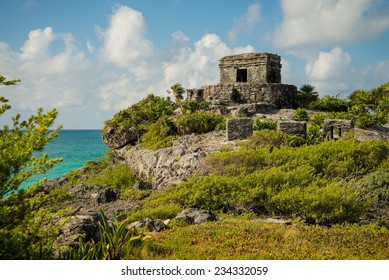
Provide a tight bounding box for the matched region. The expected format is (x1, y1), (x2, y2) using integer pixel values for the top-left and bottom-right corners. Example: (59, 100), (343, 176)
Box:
(186, 52), (298, 110)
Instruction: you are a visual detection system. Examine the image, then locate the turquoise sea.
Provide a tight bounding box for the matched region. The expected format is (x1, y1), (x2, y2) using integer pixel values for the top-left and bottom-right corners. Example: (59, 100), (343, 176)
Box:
(20, 130), (108, 189)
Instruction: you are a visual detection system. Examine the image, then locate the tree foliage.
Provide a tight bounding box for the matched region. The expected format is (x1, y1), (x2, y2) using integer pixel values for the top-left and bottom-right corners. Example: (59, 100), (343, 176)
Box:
(297, 84), (319, 108)
(0, 75), (64, 259)
(169, 82), (185, 103)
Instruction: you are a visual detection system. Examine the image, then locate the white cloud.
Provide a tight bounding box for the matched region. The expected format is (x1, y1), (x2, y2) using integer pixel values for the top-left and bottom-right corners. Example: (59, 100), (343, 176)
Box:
(273, 0), (389, 50)
(305, 47), (352, 81)
(20, 27), (55, 61)
(305, 47), (371, 94)
(0, 27), (94, 124)
(163, 33), (255, 88)
(1, 5), (255, 128)
(99, 6), (153, 70)
(87, 39), (95, 53)
(19, 28), (89, 76)
(229, 3), (261, 42)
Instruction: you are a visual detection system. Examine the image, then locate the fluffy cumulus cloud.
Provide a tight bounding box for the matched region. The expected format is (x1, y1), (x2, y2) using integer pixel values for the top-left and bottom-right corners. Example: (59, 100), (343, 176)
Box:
(273, 0), (389, 50)
(1, 4), (256, 128)
(97, 6), (255, 112)
(163, 33), (255, 88)
(228, 3), (261, 42)
(99, 6), (153, 70)
(305, 47), (371, 94)
(1, 27), (91, 110)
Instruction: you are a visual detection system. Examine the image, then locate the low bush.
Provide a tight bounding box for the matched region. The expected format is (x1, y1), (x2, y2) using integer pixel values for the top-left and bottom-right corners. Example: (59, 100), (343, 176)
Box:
(84, 163), (137, 190)
(253, 118), (277, 130)
(103, 94), (177, 134)
(175, 111), (224, 135)
(140, 117), (178, 149)
(310, 95), (349, 112)
(309, 112), (326, 127)
(181, 101), (209, 113)
(354, 113), (378, 129)
(294, 108), (309, 121)
(190, 138), (389, 224)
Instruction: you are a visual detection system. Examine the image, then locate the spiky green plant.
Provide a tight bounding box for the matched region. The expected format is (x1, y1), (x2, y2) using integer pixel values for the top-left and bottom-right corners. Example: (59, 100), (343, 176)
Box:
(66, 211), (147, 260)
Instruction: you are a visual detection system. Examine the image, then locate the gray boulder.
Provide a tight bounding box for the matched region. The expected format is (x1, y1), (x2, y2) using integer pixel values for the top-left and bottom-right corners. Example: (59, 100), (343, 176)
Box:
(91, 188), (118, 205)
(61, 210), (102, 249)
(133, 181), (153, 191)
(226, 118), (253, 141)
(128, 218), (167, 232)
(174, 208), (216, 225)
(102, 125), (138, 149)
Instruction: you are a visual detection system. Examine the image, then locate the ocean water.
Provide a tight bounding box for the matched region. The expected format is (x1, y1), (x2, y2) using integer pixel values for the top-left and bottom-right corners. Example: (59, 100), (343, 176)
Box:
(20, 130), (108, 189)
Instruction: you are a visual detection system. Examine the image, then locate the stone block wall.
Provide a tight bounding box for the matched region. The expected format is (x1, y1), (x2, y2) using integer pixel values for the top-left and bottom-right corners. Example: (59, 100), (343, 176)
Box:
(219, 53), (281, 84)
(277, 121), (307, 139)
(187, 83), (297, 108)
(226, 118), (253, 141)
(186, 52), (297, 112)
(323, 119), (354, 139)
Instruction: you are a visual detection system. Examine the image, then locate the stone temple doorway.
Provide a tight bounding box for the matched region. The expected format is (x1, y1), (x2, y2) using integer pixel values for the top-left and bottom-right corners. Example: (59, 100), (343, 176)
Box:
(236, 68), (247, 82)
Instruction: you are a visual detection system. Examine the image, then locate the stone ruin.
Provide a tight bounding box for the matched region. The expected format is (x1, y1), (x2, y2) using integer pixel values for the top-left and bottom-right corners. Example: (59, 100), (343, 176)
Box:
(226, 118), (253, 141)
(323, 119), (354, 139)
(277, 121), (307, 139)
(186, 52), (298, 110)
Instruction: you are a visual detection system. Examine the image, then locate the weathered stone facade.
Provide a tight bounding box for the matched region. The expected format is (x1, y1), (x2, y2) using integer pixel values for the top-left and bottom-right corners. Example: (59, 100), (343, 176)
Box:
(323, 119), (354, 139)
(186, 52), (298, 109)
(226, 118), (253, 141)
(277, 121), (307, 139)
(219, 53), (281, 84)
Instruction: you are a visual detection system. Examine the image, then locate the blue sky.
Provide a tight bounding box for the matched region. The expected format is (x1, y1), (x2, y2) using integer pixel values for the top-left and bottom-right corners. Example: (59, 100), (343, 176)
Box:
(1, 0), (389, 129)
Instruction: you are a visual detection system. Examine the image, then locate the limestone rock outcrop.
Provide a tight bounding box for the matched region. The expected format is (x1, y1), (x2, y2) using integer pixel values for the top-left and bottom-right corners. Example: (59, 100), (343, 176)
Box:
(173, 208), (216, 225)
(102, 125), (138, 149)
(110, 131), (239, 189)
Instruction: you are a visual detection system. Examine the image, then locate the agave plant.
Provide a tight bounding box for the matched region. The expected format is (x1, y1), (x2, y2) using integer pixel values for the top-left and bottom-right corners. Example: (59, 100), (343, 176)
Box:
(65, 211), (147, 260)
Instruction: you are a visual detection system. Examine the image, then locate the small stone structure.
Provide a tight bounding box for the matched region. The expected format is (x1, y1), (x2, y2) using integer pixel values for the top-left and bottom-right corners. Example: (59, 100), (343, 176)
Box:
(323, 119), (353, 139)
(187, 53), (297, 109)
(277, 121), (307, 139)
(226, 118), (253, 141)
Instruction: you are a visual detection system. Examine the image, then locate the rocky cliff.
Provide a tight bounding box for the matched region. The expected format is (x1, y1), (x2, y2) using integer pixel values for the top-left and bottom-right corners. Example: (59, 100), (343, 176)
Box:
(109, 131), (239, 189)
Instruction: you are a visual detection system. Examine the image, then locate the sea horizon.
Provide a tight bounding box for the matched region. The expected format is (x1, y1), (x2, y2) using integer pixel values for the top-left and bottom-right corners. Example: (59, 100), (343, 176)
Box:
(20, 129), (108, 189)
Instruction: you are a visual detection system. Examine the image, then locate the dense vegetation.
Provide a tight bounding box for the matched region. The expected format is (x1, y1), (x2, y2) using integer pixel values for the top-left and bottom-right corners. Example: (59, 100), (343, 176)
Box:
(103, 90), (225, 149)
(297, 82), (389, 129)
(0, 75), (67, 259)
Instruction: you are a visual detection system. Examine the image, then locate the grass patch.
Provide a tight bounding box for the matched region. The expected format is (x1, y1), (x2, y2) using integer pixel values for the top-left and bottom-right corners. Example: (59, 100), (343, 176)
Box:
(142, 219), (389, 260)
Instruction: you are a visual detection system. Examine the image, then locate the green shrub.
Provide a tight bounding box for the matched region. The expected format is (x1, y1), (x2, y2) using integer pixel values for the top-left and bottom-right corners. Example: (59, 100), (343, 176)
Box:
(356, 171), (389, 203)
(294, 108), (309, 121)
(170, 164), (370, 224)
(247, 130), (286, 148)
(354, 113), (377, 129)
(175, 111), (224, 135)
(121, 189), (150, 202)
(126, 203), (182, 223)
(309, 112), (326, 127)
(86, 163), (137, 190)
(270, 181), (369, 225)
(103, 94), (177, 134)
(181, 101), (209, 113)
(253, 118), (277, 130)
(140, 117), (178, 149)
(306, 124), (323, 144)
(310, 95), (349, 112)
